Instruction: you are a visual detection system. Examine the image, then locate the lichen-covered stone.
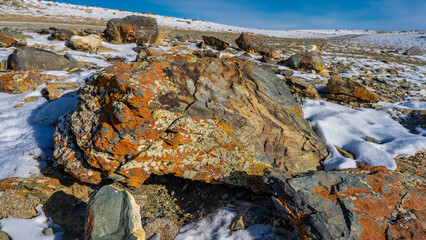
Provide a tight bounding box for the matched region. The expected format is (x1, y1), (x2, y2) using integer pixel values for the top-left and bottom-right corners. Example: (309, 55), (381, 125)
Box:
(235, 32), (274, 56)
(265, 165), (426, 240)
(104, 15), (158, 44)
(285, 77), (320, 99)
(284, 52), (325, 71)
(84, 185), (145, 240)
(54, 54), (327, 187)
(0, 72), (43, 94)
(320, 75), (380, 102)
(0, 177), (64, 197)
(0, 28), (26, 48)
(202, 36), (229, 51)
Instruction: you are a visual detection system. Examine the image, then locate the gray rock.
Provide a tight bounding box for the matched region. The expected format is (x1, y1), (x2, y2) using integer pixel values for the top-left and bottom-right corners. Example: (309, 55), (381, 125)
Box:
(42, 227), (54, 236)
(7, 47), (80, 71)
(235, 32), (274, 56)
(104, 15), (158, 44)
(283, 52), (325, 71)
(366, 136), (382, 144)
(404, 46), (424, 56)
(85, 185), (145, 240)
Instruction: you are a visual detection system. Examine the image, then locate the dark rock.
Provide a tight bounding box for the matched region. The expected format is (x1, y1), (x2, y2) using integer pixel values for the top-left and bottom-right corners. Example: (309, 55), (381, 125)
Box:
(285, 77), (320, 99)
(38, 27), (58, 35)
(404, 46), (424, 56)
(284, 52), (325, 71)
(54, 54), (328, 187)
(84, 185), (145, 240)
(192, 49), (220, 58)
(265, 165), (426, 240)
(133, 46), (146, 53)
(202, 36), (229, 51)
(42, 228), (54, 236)
(104, 15), (158, 44)
(235, 32), (274, 56)
(276, 69), (294, 78)
(51, 29), (76, 41)
(0, 28), (27, 48)
(7, 47), (80, 71)
(64, 52), (76, 62)
(319, 75), (380, 103)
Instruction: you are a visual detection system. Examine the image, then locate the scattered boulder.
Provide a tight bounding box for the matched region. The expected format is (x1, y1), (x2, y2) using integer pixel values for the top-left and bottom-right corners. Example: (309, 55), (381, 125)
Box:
(7, 47), (80, 71)
(285, 77), (320, 99)
(284, 52), (325, 71)
(0, 28), (27, 48)
(54, 54), (328, 187)
(235, 32), (274, 56)
(69, 34), (102, 51)
(104, 15), (159, 44)
(0, 72), (43, 94)
(265, 165), (426, 240)
(50, 29), (76, 41)
(404, 46), (424, 56)
(135, 47), (166, 62)
(319, 75), (380, 102)
(202, 36), (229, 51)
(84, 185), (145, 240)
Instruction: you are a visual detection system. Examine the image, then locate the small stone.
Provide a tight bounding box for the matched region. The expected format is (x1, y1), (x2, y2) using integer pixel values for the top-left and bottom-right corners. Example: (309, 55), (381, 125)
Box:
(0, 231), (11, 240)
(230, 216), (245, 230)
(64, 53), (76, 62)
(366, 136), (382, 144)
(42, 227), (54, 236)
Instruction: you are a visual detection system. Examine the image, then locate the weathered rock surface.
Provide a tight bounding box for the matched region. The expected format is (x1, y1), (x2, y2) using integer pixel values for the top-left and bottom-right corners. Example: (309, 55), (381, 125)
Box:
(284, 52), (325, 71)
(135, 47), (166, 62)
(202, 36), (229, 51)
(50, 29), (76, 41)
(85, 185), (145, 240)
(0, 72), (42, 94)
(0, 177), (65, 197)
(320, 75), (380, 102)
(235, 32), (274, 56)
(104, 15), (158, 44)
(404, 46), (424, 56)
(69, 34), (102, 51)
(285, 77), (320, 99)
(265, 165), (426, 240)
(7, 47), (80, 71)
(0, 28), (26, 48)
(54, 54), (327, 187)
(42, 82), (80, 101)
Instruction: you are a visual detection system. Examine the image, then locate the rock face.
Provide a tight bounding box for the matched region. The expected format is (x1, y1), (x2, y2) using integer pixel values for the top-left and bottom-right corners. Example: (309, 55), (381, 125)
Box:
(235, 33), (274, 56)
(284, 52), (325, 71)
(7, 47), (80, 71)
(202, 36), (229, 51)
(104, 15), (158, 44)
(85, 185), (145, 240)
(0, 28), (26, 48)
(320, 75), (380, 102)
(69, 34), (102, 51)
(285, 77), (320, 99)
(265, 166), (426, 240)
(0, 72), (42, 94)
(54, 54), (327, 187)
(404, 46), (424, 56)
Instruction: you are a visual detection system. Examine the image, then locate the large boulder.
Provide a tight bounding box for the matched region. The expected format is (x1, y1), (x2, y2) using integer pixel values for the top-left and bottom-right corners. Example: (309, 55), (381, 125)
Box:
(0, 28), (26, 48)
(319, 75), (380, 103)
(284, 52), (325, 71)
(235, 33), (274, 56)
(202, 36), (229, 51)
(7, 47), (80, 71)
(69, 34), (102, 51)
(54, 55), (327, 187)
(104, 15), (158, 44)
(85, 185), (145, 240)
(265, 166), (426, 240)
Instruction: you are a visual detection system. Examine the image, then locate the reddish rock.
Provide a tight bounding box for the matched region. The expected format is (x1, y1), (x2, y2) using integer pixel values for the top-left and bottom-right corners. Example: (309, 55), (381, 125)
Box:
(0, 177), (64, 197)
(0, 72), (43, 94)
(104, 15), (158, 44)
(0, 28), (26, 48)
(235, 32), (274, 56)
(285, 77), (320, 99)
(54, 54), (327, 187)
(202, 36), (229, 51)
(320, 75), (380, 102)
(266, 165), (426, 240)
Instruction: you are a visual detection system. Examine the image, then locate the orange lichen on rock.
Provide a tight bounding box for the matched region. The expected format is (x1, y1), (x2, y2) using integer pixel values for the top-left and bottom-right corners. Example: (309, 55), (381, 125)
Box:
(54, 54), (327, 188)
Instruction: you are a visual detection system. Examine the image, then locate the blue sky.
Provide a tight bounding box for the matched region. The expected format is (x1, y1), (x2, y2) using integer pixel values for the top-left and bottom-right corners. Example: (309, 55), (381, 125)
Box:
(53, 0), (425, 31)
